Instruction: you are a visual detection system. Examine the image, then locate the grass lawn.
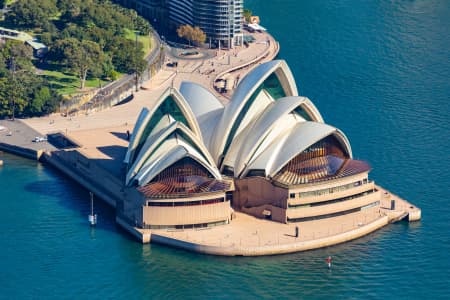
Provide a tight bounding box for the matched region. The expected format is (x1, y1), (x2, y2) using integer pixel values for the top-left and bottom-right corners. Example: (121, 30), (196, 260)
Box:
(124, 28), (152, 56)
(41, 68), (112, 96)
(2, 3), (153, 100)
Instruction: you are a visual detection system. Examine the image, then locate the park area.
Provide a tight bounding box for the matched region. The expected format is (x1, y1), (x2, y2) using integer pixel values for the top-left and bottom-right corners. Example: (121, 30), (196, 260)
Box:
(0, 0), (154, 118)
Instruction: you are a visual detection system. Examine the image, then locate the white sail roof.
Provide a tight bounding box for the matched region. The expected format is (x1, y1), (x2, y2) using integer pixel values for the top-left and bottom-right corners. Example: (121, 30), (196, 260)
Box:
(126, 121), (217, 185)
(124, 107), (149, 165)
(179, 81), (224, 151)
(124, 59), (357, 190)
(210, 60), (299, 164)
(242, 122), (352, 178)
(133, 134), (222, 186)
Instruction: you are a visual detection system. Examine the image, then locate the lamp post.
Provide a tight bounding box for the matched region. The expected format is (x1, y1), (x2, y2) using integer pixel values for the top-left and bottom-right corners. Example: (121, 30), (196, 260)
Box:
(228, 0), (232, 49)
(10, 56), (16, 121)
(135, 31), (139, 92)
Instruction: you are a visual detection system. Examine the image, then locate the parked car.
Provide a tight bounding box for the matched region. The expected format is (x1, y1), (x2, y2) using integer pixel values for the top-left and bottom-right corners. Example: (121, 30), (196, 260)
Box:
(33, 136), (47, 142)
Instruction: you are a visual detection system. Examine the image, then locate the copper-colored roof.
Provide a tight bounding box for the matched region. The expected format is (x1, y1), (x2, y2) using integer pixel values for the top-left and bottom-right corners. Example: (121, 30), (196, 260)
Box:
(138, 175), (230, 198)
(273, 155), (371, 186)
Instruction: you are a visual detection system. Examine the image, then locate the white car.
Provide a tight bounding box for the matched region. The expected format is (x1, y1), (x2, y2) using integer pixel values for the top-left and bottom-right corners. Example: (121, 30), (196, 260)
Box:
(33, 136), (47, 142)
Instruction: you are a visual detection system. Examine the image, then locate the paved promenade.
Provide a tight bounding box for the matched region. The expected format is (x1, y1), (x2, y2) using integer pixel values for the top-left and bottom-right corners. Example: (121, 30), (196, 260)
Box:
(144, 31), (279, 103)
(0, 119), (55, 152)
(0, 119), (56, 160)
(150, 207), (385, 254)
(135, 190), (419, 256)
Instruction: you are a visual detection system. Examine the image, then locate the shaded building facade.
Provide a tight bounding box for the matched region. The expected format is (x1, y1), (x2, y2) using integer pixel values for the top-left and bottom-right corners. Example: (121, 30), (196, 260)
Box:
(116, 0), (243, 47)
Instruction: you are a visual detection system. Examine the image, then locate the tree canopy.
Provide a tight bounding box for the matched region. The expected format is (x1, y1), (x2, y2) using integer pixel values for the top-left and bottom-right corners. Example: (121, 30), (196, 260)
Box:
(0, 0), (153, 117)
(177, 25), (206, 46)
(0, 40), (60, 118)
(5, 0), (58, 29)
(7, 0), (150, 79)
(61, 38), (104, 89)
(243, 8), (253, 23)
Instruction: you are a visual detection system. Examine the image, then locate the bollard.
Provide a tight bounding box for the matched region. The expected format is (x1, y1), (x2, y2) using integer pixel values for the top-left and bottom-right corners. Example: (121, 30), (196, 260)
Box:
(295, 226), (299, 238)
(391, 199), (396, 210)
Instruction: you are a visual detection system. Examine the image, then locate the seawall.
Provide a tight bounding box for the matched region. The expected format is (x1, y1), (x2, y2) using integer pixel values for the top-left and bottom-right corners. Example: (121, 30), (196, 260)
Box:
(42, 151), (122, 208)
(0, 142), (44, 160)
(149, 216), (389, 256)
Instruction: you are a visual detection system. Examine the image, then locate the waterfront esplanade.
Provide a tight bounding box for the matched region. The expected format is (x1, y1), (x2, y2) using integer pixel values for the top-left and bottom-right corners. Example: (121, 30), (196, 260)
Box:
(119, 60), (385, 230)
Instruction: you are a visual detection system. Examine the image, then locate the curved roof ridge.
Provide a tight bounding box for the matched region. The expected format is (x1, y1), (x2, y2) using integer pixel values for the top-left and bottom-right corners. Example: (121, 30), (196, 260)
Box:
(179, 81), (224, 117)
(267, 122), (352, 177)
(226, 96), (322, 176)
(179, 81), (225, 153)
(125, 88), (205, 166)
(297, 97), (324, 123)
(155, 87), (203, 140)
(126, 121), (179, 185)
(126, 122), (218, 185)
(124, 107), (149, 164)
(211, 60), (298, 163)
(135, 139), (222, 186)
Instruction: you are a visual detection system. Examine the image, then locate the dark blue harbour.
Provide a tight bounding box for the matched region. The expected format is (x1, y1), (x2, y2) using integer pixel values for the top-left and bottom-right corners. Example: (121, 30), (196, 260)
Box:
(1, 0), (449, 298)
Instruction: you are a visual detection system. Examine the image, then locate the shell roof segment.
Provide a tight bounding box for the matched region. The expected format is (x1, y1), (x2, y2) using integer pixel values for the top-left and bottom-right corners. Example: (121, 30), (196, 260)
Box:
(210, 60), (299, 164)
(179, 81), (224, 152)
(124, 60), (360, 190)
(133, 135), (222, 187)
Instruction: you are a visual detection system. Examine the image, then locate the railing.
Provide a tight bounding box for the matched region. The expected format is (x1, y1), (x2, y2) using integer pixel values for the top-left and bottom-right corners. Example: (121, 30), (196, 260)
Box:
(60, 30), (165, 116)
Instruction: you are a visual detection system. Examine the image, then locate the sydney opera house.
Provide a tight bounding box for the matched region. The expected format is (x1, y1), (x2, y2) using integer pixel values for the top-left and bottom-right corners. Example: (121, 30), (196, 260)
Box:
(122, 60), (381, 230)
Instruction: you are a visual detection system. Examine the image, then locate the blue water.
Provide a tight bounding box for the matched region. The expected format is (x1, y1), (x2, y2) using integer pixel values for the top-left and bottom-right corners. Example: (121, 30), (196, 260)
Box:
(1, 0), (449, 298)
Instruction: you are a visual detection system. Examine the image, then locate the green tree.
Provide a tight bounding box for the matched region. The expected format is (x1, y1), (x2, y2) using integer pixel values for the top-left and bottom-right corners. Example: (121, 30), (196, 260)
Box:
(109, 36), (145, 74)
(0, 56), (6, 77)
(0, 40), (35, 118)
(1, 40), (33, 71)
(243, 8), (252, 23)
(134, 15), (151, 36)
(28, 86), (51, 114)
(57, 0), (82, 17)
(0, 79), (10, 117)
(26, 85), (59, 116)
(6, 0), (58, 29)
(0, 72), (28, 119)
(62, 38), (104, 89)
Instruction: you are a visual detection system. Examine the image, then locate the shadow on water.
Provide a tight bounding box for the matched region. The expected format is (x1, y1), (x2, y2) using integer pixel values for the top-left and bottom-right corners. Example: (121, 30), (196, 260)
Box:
(23, 177), (120, 235)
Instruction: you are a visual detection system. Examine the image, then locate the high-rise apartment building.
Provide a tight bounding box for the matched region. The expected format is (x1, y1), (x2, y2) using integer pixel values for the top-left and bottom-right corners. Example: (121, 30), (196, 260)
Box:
(116, 0), (243, 48)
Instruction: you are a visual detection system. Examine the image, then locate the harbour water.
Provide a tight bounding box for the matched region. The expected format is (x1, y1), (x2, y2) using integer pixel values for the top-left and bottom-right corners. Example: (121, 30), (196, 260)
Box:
(1, 0), (449, 298)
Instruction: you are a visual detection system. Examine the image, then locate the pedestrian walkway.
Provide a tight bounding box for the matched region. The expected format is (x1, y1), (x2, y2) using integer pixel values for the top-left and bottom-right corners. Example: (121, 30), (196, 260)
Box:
(144, 206), (389, 256)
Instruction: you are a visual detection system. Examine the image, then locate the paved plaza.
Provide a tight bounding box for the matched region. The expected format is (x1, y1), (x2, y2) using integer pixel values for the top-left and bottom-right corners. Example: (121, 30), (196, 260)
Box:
(154, 207), (383, 249)
(0, 119), (55, 152)
(24, 30), (278, 136)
